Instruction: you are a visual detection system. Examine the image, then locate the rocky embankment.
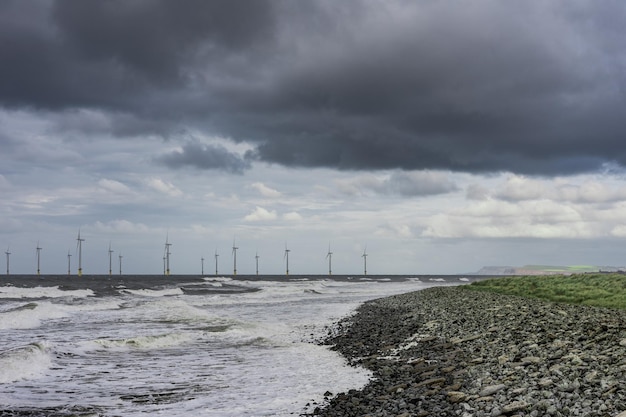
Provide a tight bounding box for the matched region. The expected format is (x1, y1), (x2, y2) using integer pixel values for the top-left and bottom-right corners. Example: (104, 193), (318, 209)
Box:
(308, 286), (626, 417)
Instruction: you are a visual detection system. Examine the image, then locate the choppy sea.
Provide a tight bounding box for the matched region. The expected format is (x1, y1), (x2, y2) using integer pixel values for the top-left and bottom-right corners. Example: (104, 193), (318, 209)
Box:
(0, 274), (477, 416)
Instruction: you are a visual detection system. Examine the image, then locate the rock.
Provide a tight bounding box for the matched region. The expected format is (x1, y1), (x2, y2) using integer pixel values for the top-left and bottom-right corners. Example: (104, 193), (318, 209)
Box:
(310, 286), (626, 417)
(501, 401), (528, 414)
(521, 356), (541, 365)
(479, 384), (506, 397)
(447, 391), (467, 403)
(415, 377), (446, 387)
(538, 378), (553, 387)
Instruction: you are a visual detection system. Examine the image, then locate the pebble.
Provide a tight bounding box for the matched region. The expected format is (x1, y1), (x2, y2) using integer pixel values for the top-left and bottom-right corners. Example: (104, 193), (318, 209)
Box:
(305, 285), (626, 416)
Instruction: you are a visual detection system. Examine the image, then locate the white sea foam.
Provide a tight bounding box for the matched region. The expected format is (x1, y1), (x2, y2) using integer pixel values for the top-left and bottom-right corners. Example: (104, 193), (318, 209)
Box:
(202, 276), (233, 283)
(0, 285), (94, 299)
(122, 287), (184, 297)
(91, 332), (196, 350)
(0, 342), (52, 384)
(0, 301), (69, 329)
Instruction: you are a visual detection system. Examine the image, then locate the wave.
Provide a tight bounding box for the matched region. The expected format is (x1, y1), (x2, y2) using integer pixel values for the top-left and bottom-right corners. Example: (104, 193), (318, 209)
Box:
(0, 285), (94, 299)
(0, 301), (70, 330)
(203, 276), (233, 283)
(121, 287), (184, 297)
(91, 332), (196, 350)
(0, 342), (52, 383)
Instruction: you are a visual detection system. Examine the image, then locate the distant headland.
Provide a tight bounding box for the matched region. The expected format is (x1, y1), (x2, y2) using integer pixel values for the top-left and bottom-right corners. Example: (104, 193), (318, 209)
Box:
(473, 264), (625, 275)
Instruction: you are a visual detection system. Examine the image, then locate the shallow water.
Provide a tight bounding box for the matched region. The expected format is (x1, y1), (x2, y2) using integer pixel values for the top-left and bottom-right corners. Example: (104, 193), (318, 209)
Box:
(0, 274), (474, 416)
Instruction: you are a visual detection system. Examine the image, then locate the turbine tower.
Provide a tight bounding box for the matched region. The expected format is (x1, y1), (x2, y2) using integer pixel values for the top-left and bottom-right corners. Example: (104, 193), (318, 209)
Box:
(284, 244), (290, 276)
(119, 253), (123, 275)
(201, 256), (205, 276)
(67, 250), (72, 276)
(326, 244), (333, 276)
(362, 246), (368, 276)
(255, 252), (259, 276)
(232, 239), (238, 276)
(164, 234), (172, 276)
(76, 229), (85, 277)
(4, 246), (10, 276)
(108, 242), (114, 276)
(215, 249), (219, 276)
(36, 241), (42, 276)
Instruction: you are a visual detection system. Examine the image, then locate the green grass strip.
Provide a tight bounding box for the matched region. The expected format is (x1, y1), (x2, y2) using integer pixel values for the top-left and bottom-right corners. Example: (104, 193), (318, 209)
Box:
(465, 273), (626, 310)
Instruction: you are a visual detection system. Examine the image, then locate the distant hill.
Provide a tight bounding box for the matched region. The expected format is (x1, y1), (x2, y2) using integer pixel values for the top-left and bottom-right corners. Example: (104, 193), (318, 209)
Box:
(474, 265), (625, 275)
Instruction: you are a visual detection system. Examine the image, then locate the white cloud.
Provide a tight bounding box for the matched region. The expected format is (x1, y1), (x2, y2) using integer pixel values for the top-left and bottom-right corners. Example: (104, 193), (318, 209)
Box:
(610, 225), (626, 238)
(283, 211), (302, 221)
(375, 222), (414, 239)
(421, 199), (595, 239)
(98, 179), (132, 194)
(244, 206), (278, 222)
(93, 219), (150, 233)
(250, 182), (282, 198)
(494, 175), (547, 201)
(489, 175), (626, 205)
(556, 180), (626, 204)
(146, 178), (183, 197)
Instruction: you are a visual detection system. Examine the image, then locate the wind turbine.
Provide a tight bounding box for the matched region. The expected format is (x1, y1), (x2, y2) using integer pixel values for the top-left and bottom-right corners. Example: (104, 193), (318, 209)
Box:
(4, 245), (10, 276)
(255, 251), (260, 276)
(362, 246), (368, 276)
(108, 242), (114, 276)
(119, 253), (123, 275)
(326, 244), (333, 276)
(164, 234), (172, 276)
(67, 250), (72, 276)
(232, 239), (238, 276)
(36, 241), (42, 276)
(284, 244), (291, 276)
(76, 229), (85, 277)
(215, 249), (219, 276)
(201, 256), (205, 276)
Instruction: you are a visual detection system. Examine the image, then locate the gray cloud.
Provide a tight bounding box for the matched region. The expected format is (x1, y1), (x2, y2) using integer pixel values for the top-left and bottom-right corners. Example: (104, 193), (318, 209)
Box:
(156, 142), (251, 174)
(2, 1), (626, 175)
(337, 171), (457, 197)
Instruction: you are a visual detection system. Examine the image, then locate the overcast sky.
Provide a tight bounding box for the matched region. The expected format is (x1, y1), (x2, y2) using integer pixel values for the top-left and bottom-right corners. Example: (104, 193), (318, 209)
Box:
(2, 0), (626, 275)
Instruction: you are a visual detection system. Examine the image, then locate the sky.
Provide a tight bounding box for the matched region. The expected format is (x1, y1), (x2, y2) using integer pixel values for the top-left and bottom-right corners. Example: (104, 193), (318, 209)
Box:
(2, 0), (626, 275)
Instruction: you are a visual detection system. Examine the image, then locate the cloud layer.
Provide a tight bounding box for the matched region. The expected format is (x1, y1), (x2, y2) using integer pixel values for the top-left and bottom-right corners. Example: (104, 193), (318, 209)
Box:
(2, 1), (626, 175)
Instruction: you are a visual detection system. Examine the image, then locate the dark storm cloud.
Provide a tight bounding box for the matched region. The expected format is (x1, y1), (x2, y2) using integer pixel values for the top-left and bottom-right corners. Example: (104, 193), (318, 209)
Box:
(2, 1), (626, 175)
(0, 0), (275, 109)
(156, 142), (251, 174)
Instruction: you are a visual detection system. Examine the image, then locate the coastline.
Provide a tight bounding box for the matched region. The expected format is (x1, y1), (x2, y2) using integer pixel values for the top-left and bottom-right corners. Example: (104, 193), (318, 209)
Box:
(307, 286), (626, 416)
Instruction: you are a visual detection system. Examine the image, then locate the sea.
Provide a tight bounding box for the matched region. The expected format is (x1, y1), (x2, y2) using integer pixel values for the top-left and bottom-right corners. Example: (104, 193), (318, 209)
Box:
(0, 274), (477, 417)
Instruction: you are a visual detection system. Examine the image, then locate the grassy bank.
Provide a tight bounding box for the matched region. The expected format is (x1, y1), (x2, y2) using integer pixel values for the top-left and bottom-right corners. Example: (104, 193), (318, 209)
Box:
(466, 273), (626, 309)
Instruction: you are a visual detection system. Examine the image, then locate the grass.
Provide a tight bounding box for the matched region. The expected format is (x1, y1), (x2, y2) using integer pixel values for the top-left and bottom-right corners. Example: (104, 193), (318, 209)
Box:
(466, 273), (626, 310)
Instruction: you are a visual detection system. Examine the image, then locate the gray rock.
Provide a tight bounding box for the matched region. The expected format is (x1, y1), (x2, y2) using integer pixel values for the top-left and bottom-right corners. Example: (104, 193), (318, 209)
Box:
(479, 384), (506, 397)
(308, 286), (626, 417)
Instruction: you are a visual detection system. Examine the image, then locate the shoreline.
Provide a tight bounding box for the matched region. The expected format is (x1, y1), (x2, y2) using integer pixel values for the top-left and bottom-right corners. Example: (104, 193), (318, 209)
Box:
(306, 286), (626, 416)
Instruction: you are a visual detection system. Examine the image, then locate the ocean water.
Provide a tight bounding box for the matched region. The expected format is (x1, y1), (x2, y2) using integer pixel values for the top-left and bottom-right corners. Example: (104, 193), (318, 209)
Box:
(0, 274), (474, 416)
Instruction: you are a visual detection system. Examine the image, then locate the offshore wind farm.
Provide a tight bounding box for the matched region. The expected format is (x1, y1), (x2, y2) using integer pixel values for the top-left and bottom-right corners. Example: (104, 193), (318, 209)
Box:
(2, 230), (375, 277)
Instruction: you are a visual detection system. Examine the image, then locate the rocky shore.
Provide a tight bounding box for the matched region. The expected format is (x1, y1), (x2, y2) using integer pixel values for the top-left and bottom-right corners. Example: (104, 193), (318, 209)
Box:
(306, 286), (626, 416)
